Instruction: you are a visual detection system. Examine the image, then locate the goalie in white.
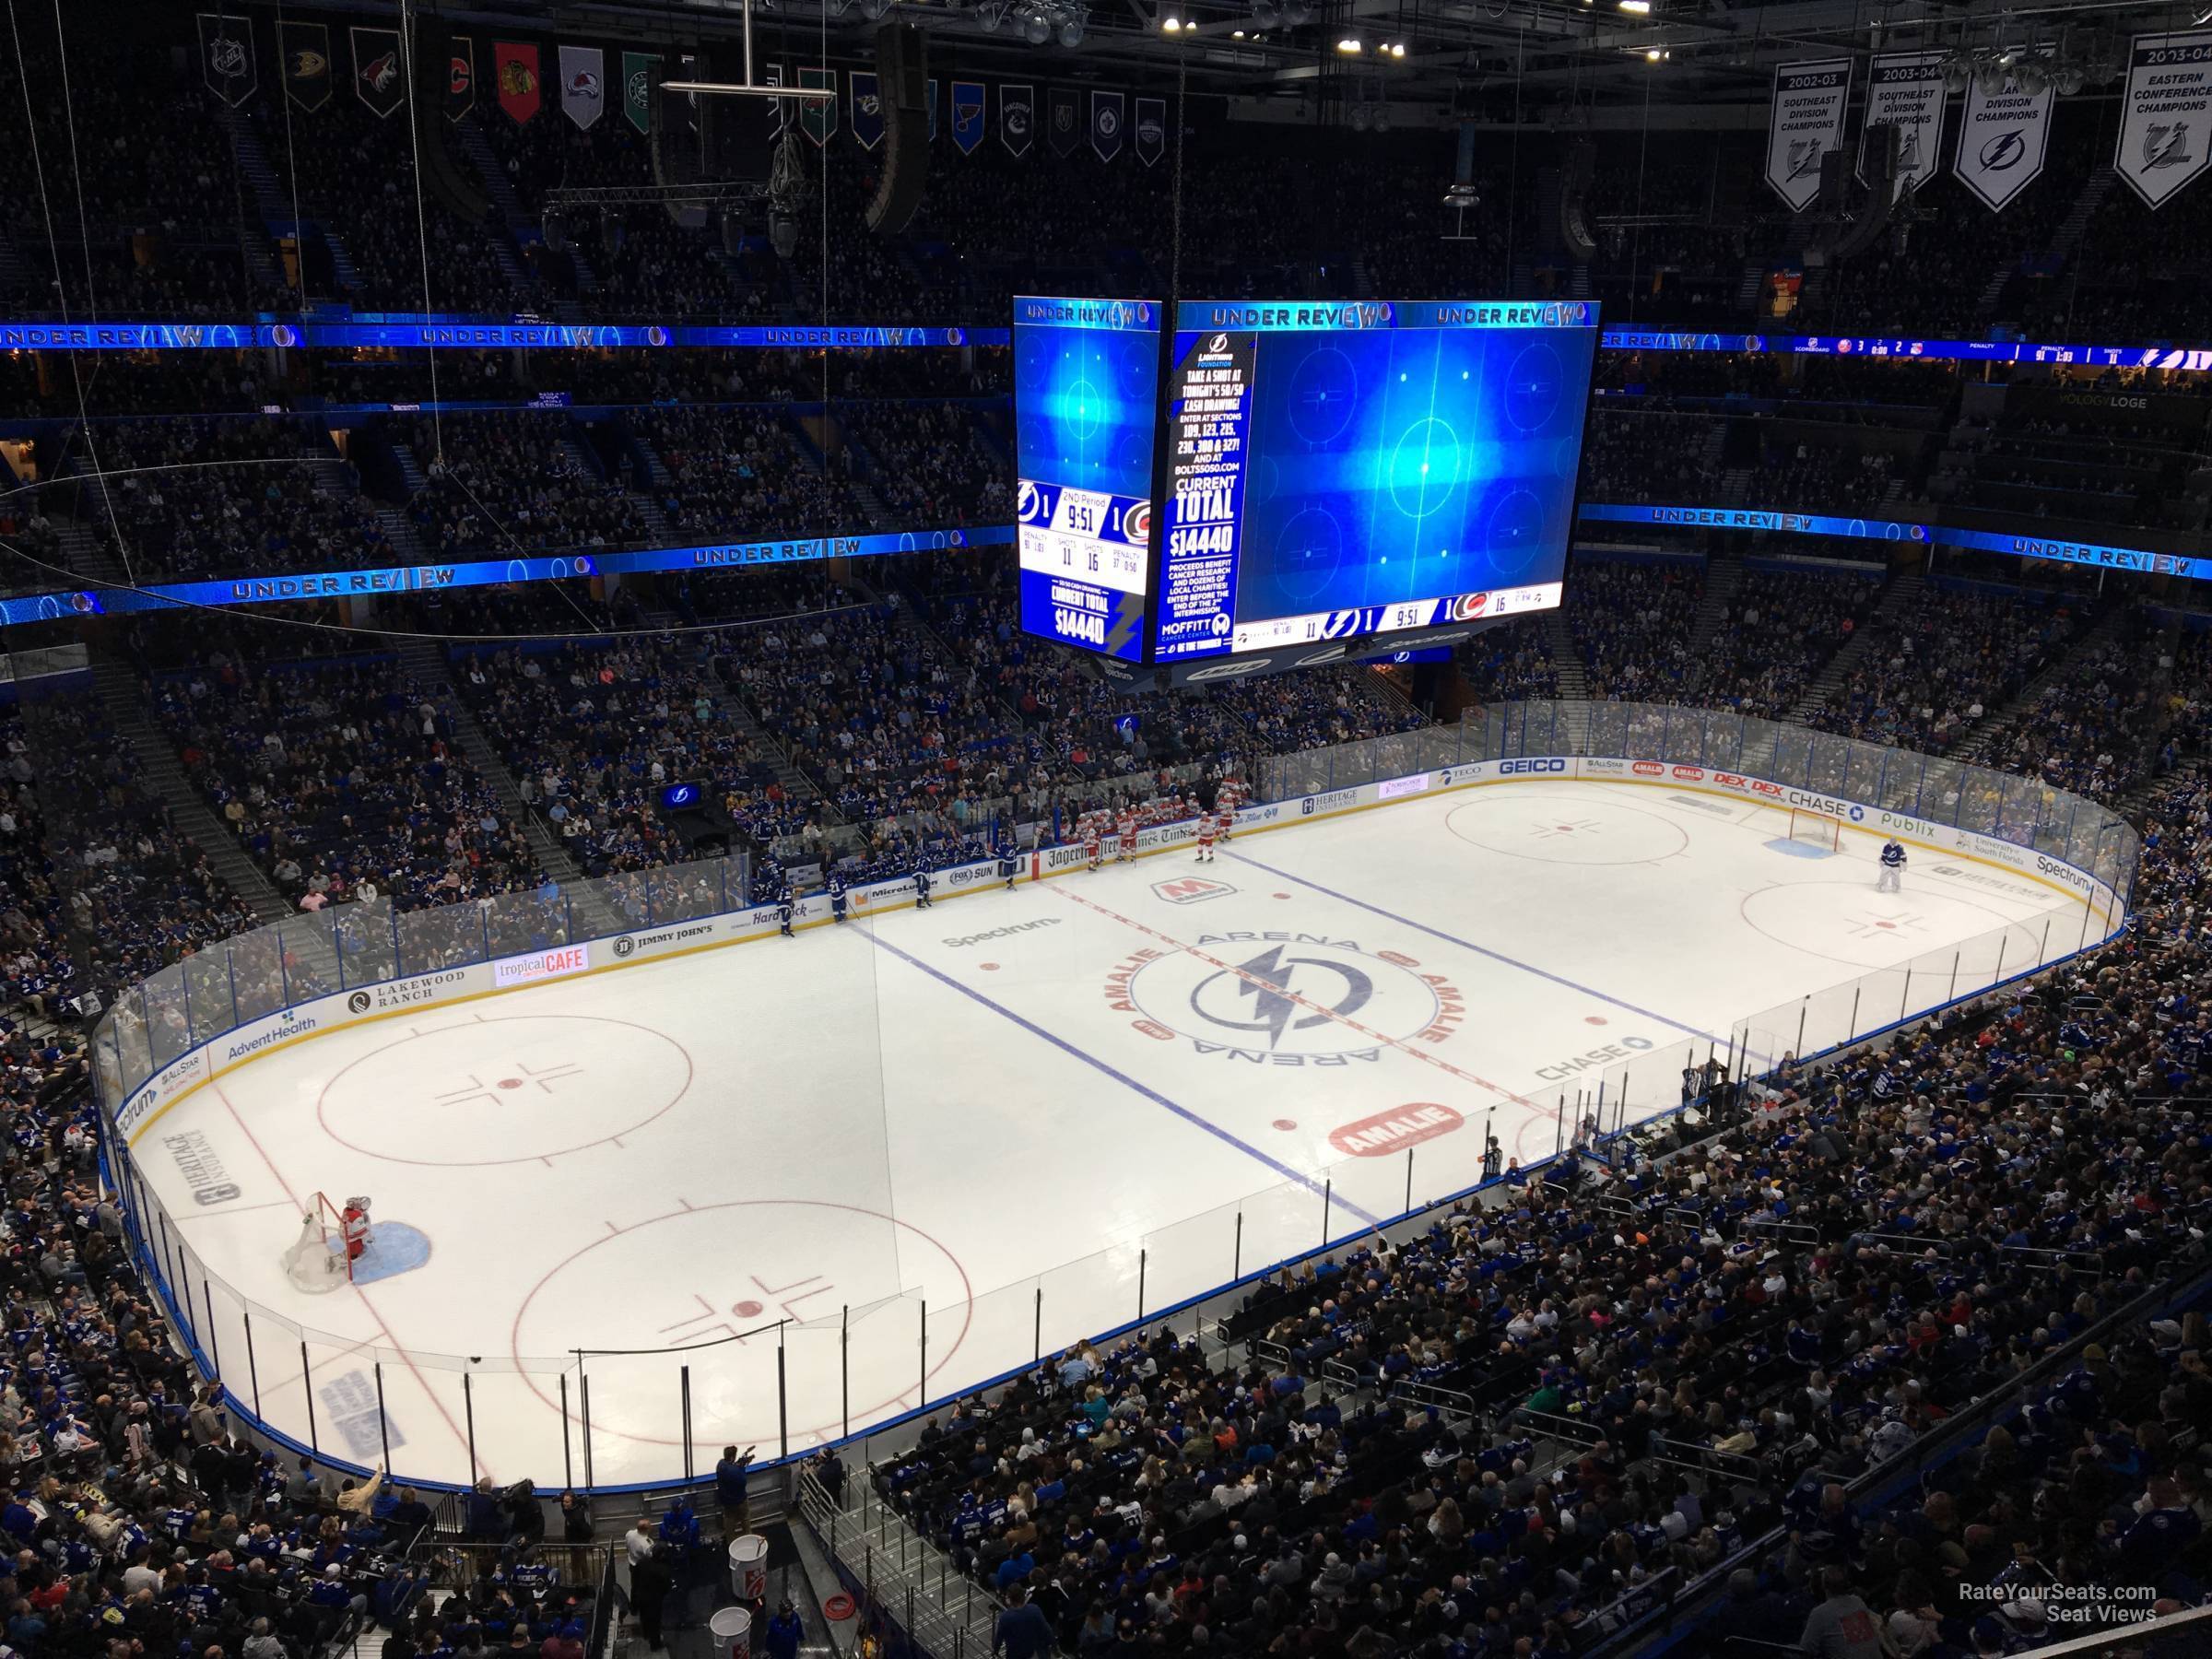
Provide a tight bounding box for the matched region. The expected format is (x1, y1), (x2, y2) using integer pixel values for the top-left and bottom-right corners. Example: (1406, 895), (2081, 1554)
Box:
(1877, 838), (1906, 893)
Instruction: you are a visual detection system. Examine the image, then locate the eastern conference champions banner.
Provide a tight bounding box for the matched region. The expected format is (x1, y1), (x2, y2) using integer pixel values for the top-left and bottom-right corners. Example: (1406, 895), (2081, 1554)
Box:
(1767, 59), (1852, 211)
(2118, 31), (2212, 208)
(1862, 52), (1945, 195)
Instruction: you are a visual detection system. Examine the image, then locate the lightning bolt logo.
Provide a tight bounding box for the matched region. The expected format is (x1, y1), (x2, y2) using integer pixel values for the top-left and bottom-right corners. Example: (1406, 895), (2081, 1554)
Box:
(1190, 945), (1374, 1050)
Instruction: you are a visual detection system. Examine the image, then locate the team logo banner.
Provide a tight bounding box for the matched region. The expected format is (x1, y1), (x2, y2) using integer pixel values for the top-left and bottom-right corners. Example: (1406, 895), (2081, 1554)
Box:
(1134, 96), (1166, 167)
(850, 71), (884, 150)
(446, 36), (475, 121)
(799, 66), (838, 146)
(1766, 58), (1851, 210)
(1861, 52), (1945, 194)
(279, 21), (331, 112)
(1091, 88), (1124, 161)
(925, 78), (938, 140)
(351, 28), (404, 119)
(494, 42), (540, 124)
(1049, 87), (1080, 156)
(199, 13), (256, 108)
(951, 81), (984, 153)
(762, 63), (784, 138)
(2117, 31), (2212, 208)
(559, 45), (605, 129)
(1002, 83), (1033, 155)
(622, 52), (658, 135)
(1956, 55), (2053, 211)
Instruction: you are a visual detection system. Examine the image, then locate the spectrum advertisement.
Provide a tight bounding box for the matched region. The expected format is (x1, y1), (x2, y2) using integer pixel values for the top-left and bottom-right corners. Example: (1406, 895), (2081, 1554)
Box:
(1154, 300), (1600, 662)
(1012, 296), (1164, 662)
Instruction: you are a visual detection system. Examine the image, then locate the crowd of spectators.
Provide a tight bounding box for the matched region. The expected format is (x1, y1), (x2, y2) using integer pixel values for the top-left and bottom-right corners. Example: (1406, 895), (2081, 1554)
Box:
(841, 404), (1011, 528)
(1980, 616), (2160, 803)
(1567, 559), (1703, 702)
(1576, 412), (1725, 506)
(1696, 562), (1877, 720)
(630, 408), (858, 542)
(403, 414), (650, 557)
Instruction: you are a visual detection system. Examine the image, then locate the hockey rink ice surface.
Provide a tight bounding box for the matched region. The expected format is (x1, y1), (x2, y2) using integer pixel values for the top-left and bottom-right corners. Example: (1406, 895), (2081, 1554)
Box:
(132, 780), (2100, 1489)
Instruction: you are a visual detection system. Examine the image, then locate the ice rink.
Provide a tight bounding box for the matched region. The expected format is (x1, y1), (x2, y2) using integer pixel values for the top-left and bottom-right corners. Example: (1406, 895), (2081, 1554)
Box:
(126, 777), (2100, 1489)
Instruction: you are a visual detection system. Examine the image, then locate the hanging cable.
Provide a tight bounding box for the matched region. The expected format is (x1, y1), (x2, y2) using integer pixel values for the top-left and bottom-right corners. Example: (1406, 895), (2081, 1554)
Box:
(396, 0), (445, 462)
(274, 0), (308, 315)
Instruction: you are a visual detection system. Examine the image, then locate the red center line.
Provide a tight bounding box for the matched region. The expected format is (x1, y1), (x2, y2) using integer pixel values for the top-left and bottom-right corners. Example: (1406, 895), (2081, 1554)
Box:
(212, 1078), (495, 1483)
(1053, 886), (1561, 1124)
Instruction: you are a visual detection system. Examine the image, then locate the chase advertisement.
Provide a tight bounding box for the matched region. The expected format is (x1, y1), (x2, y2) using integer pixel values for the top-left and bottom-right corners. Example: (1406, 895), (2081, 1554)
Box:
(1012, 296), (1163, 662)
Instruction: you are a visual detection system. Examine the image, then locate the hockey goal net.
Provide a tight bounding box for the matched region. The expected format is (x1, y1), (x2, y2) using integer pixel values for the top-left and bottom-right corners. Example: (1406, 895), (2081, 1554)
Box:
(1785, 807), (1844, 852)
(280, 1193), (354, 1294)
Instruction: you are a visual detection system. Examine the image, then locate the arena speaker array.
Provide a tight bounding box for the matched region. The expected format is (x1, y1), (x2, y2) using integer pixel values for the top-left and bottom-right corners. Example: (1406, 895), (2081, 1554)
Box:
(865, 23), (931, 235)
(1559, 137), (1598, 262)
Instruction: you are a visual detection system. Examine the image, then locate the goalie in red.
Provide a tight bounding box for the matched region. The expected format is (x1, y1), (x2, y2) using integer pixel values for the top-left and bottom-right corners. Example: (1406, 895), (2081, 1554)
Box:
(341, 1196), (373, 1265)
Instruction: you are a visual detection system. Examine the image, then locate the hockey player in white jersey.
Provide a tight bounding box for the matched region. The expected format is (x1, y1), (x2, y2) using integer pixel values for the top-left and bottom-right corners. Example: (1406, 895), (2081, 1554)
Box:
(1877, 838), (1906, 893)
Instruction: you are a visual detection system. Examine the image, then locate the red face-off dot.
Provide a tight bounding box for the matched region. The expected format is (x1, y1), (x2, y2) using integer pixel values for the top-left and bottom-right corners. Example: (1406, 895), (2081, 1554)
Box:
(1274, 892), (1291, 900)
(498, 1077), (524, 1089)
(1876, 921), (1897, 930)
(733, 1300), (765, 1319)
(980, 962), (1000, 971)
(1273, 1119), (1298, 1132)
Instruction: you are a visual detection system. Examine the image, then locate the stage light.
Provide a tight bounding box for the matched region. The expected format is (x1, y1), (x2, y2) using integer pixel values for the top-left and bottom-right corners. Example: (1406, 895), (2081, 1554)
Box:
(1058, 16), (1084, 42)
(1336, 36), (1363, 51)
(1161, 15), (1182, 28)
(1024, 12), (1051, 41)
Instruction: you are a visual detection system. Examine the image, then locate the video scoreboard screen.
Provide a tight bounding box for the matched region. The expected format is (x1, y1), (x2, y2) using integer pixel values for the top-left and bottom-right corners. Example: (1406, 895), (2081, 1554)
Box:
(1012, 296), (1163, 663)
(1155, 300), (1600, 662)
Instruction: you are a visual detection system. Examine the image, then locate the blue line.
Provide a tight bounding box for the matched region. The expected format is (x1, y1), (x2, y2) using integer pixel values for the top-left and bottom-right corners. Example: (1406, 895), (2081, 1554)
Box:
(1222, 846), (1724, 1045)
(859, 927), (1382, 1228)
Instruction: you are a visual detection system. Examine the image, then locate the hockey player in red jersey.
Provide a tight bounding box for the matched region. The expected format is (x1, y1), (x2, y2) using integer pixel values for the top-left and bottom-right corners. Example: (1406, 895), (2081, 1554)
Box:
(1116, 809), (1138, 864)
(1195, 811), (1218, 863)
(1084, 821), (1103, 872)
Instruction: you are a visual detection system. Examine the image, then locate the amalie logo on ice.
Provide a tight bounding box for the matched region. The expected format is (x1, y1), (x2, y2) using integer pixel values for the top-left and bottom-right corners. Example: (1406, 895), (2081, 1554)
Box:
(1329, 1103), (1465, 1157)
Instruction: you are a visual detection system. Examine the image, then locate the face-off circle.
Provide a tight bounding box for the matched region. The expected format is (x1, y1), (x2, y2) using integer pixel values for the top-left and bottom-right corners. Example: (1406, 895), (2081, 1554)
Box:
(1443, 794), (1689, 865)
(511, 1200), (972, 1448)
(1126, 939), (1441, 1058)
(316, 1015), (692, 1165)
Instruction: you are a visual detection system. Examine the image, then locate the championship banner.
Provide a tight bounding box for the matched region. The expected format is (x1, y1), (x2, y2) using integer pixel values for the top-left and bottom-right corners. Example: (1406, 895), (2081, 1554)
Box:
(1091, 88), (1124, 162)
(199, 13), (256, 108)
(850, 71), (884, 150)
(1048, 87), (1079, 156)
(1860, 52), (1945, 194)
(950, 81), (984, 154)
(1955, 56), (2053, 212)
(799, 66), (838, 147)
(559, 45), (605, 129)
(1002, 83), (1034, 155)
(279, 21), (331, 112)
(350, 28), (404, 119)
(1134, 96), (1165, 167)
(622, 51), (658, 135)
(446, 36), (476, 122)
(494, 42), (541, 124)
(2116, 31), (2212, 209)
(1765, 58), (1851, 210)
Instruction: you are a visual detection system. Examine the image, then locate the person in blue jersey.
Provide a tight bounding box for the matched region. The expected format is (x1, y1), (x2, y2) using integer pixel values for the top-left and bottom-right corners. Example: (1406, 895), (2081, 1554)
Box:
(912, 858), (935, 910)
(1878, 837), (1906, 893)
(775, 882), (794, 938)
(829, 873), (848, 923)
(997, 836), (1019, 890)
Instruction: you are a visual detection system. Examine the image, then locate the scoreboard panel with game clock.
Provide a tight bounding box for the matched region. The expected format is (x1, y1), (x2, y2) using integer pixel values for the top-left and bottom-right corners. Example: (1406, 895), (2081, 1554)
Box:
(1012, 294), (1602, 678)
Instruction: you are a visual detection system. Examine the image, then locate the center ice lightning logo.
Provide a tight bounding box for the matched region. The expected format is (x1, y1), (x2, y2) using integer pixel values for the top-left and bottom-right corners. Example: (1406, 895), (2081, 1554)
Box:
(1102, 933), (1465, 1064)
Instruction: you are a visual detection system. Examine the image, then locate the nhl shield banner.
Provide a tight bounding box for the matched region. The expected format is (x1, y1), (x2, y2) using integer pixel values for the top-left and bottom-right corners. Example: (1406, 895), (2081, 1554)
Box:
(851, 72), (884, 150)
(1955, 59), (2053, 211)
(1002, 84), (1034, 155)
(799, 66), (838, 147)
(1860, 52), (1945, 194)
(2116, 31), (2212, 209)
(199, 13), (255, 108)
(1765, 58), (1851, 211)
(1091, 89), (1124, 162)
(279, 21), (331, 112)
(1134, 97), (1165, 167)
(622, 51), (658, 135)
(350, 29), (404, 119)
(494, 42), (540, 124)
(950, 81), (984, 154)
(1049, 87), (1079, 156)
(446, 36), (476, 121)
(559, 45), (605, 129)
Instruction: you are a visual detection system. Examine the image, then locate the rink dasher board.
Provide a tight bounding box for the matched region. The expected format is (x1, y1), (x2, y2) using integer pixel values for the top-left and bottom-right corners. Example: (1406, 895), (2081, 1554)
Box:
(111, 754), (2123, 1150)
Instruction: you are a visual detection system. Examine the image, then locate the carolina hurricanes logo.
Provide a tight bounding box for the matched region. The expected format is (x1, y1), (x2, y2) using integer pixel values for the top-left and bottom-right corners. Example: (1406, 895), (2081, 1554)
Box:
(1448, 592), (1490, 621)
(1122, 501), (1151, 544)
(361, 52), (398, 93)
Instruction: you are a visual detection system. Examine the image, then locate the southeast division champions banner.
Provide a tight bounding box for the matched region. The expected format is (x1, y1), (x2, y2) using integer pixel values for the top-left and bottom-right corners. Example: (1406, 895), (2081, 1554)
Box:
(199, 12), (256, 107)
(279, 20), (331, 112)
(1049, 87), (1080, 156)
(1091, 89), (1124, 161)
(1861, 52), (1946, 194)
(850, 71), (884, 149)
(1134, 97), (1166, 167)
(350, 28), (404, 118)
(495, 42), (541, 124)
(1955, 56), (2053, 211)
(951, 81), (984, 154)
(2117, 31), (2212, 208)
(1002, 83), (1033, 155)
(559, 45), (606, 129)
(1766, 58), (1852, 210)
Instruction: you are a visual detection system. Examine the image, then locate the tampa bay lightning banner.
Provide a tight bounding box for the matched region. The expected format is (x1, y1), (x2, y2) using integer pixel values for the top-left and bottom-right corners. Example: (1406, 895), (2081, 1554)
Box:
(1002, 84), (1033, 156)
(1766, 58), (1851, 210)
(850, 71), (884, 150)
(1134, 97), (1165, 167)
(1048, 87), (1080, 156)
(199, 12), (256, 107)
(1955, 53), (2053, 211)
(1860, 52), (1945, 194)
(1091, 89), (1124, 161)
(0, 524), (1017, 629)
(950, 80), (984, 154)
(2115, 31), (2212, 209)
